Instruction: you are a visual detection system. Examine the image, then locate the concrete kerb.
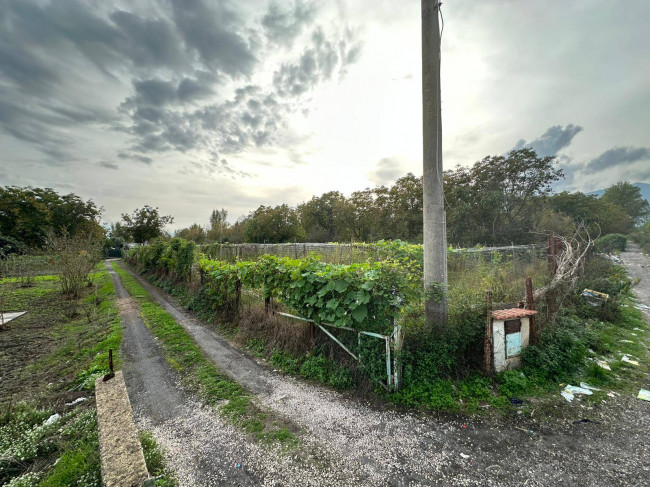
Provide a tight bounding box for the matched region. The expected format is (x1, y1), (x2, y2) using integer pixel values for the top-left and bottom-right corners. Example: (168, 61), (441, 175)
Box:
(95, 371), (150, 487)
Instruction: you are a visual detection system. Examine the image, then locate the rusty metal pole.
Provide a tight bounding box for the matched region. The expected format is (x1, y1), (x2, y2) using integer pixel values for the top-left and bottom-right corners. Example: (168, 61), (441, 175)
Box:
(525, 276), (536, 343)
(484, 290), (493, 375)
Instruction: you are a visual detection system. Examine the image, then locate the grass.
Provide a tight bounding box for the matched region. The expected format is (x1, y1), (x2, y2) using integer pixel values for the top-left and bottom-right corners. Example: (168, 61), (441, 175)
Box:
(139, 431), (176, 487)
(112, 262), (299, 449)
(0, 262), (124, 486)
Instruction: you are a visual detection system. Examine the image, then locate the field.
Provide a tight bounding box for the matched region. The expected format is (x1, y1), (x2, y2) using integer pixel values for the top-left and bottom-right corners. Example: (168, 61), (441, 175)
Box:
(0, 262), (174, 486)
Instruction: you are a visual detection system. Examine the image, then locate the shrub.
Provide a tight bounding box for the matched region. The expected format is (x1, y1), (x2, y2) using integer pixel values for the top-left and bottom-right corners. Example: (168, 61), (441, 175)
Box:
(300, 354), (329, 382)
(522, 315), (590, 381)
(48, 231), (102, 299)
(594, 234), (627, 253)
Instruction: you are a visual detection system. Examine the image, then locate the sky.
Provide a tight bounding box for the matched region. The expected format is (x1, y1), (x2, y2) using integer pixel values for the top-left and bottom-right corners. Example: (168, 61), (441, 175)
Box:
(1, 0), (649, 230)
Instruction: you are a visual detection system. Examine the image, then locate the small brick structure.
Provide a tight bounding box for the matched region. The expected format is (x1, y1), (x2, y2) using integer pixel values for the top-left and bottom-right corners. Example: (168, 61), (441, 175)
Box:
(95, 371), (149, 487)
(490, 308), (537, 373)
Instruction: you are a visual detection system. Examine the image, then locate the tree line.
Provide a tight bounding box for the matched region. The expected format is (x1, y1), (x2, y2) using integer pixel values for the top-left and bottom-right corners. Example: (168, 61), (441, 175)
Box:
(173, 149), (649, 246)
(2, 148), (648, 255)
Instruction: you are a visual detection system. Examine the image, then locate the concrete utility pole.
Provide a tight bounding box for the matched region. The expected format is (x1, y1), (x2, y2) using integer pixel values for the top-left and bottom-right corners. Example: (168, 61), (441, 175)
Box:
(421, 0), (448, 326)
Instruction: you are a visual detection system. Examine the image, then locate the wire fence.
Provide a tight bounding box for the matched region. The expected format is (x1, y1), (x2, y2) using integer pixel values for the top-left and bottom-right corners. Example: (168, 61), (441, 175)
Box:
(199, 242), (546, 265)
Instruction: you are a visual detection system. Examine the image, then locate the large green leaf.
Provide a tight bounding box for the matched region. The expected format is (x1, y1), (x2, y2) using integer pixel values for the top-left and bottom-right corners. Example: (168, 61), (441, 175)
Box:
(351, 305), (368, 323)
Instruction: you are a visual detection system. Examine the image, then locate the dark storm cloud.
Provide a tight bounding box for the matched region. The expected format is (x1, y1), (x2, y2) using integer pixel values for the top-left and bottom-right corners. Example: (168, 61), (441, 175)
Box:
(262, 1), (317, 46)
(584, 146), (650, 174)
(168, 0), (256, 76)
(273, 28), (362, 96)
(513, 124), (583, 157)
(121, 24), (363, 160)
(0, 0), (363, 170)
(109, 10), (187, 69)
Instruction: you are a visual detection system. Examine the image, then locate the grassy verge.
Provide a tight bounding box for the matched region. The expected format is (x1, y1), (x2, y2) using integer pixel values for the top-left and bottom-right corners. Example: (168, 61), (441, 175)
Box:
(112, 262), (299, 448)
(139, 431), (177, 487)
(0, 264), (124, 486)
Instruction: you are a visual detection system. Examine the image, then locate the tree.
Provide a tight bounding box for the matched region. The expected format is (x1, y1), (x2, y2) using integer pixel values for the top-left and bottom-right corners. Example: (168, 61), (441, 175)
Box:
(601, 182), (650, 225)
(444, 149), (564, 245)
(549, 191), (634, 236)
(298, 191), (348, 242)
(207, 208), (229, 242)
(0, 186), (102, 249)
(121, 205), (174, 244)
(175, 223), (207, 243)
(388, 173), (424, 241)
(244, 205), (305, 243)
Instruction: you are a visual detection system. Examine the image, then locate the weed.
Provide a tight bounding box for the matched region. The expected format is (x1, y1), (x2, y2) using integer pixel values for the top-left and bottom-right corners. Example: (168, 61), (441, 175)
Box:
(139, 431), (176, 487)
(270, 350), (303, 375)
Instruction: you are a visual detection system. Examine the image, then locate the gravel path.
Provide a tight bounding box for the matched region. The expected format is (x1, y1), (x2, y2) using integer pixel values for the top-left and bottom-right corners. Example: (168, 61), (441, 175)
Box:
(116, 257), (650, 486)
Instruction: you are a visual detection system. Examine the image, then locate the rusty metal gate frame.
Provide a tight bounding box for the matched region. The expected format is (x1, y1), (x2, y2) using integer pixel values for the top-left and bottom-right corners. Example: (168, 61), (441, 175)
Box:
(272, 310), (402, 391)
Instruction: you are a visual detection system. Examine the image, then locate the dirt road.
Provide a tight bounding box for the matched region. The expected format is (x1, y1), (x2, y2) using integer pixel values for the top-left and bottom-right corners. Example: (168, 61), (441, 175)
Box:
(113, 254), (650, 486)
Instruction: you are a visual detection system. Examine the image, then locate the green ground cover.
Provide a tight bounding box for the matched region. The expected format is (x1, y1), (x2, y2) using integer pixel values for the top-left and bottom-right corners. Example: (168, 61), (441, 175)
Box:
(0, 266), (121, 486)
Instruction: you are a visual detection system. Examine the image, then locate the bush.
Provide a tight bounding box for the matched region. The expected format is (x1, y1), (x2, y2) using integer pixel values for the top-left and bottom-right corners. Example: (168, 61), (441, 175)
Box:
(594, 234), (627, 253)
(497, 370), (530, 398)
(300, 354), (329, 382)
(49, 231), (102, 298)
(522, 315), (590, 382)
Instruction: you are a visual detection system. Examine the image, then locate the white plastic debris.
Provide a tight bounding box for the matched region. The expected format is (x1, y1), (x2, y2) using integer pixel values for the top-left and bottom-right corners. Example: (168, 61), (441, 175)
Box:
(579, 382), (601, 391)
(460, 453), (470, 459)
(607, 392), (617, 398)
(637, 389), (650, 401)
(565, 385), (593, 396)
(595, 359), (611, 371)
(621, 355), (640, 366)
(44, 414), (61, 426)
(65, 397), (87, 406)
(561, 390), (574, 402)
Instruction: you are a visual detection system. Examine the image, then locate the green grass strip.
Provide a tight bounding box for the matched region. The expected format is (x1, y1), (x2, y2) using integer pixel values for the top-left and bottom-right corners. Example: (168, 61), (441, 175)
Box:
(112, 262), (298, 447)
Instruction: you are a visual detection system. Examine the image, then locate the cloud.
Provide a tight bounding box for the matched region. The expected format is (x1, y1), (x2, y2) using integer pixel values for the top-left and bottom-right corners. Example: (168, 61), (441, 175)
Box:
(368, 157), (405, 185)
(0, 0), (363, 174)
(118, 152), (153, 164)
(513, 124), (583, 157)
(584, 146), (650, 174)
(168, 0), (256, 76)
(99, 161), (119, 170)
(273, 27), (362, 96)
(262, 1), (317, 47)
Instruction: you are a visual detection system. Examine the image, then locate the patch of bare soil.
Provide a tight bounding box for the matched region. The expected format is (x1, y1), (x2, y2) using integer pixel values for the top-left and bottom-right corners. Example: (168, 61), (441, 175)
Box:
(0, 285), (66, 405)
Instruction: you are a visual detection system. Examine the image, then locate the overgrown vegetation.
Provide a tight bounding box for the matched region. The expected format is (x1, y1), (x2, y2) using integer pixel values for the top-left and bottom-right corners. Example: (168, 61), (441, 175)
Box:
(594, 234), (627, 254)
(0, 263), (123, 486)
(112, 262), (299, 448)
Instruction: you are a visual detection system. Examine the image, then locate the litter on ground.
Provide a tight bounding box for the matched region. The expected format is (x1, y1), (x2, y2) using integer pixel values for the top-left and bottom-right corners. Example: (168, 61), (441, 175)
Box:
(595, 359), (611, 371)
(621, 355), (640, 366)
(561, 390), (574, 402)
(0, 311), (28, 324)
(579, 382), (601, 391)
(44, 414), (60, 426)
(637, 389), (650, 402)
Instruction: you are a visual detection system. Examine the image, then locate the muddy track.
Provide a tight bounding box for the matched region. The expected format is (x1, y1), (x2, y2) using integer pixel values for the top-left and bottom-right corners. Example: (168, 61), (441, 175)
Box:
(115, 258), (650, 486)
